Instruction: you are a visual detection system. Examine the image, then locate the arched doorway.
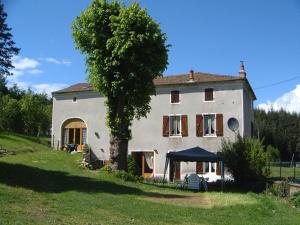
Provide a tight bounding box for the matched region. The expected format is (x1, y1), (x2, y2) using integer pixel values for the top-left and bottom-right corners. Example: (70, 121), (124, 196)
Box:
(62, 118), (87, 152)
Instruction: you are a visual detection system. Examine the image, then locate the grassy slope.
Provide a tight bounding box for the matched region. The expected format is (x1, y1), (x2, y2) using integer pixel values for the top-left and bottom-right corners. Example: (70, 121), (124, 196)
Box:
(0, 133), (299, 225)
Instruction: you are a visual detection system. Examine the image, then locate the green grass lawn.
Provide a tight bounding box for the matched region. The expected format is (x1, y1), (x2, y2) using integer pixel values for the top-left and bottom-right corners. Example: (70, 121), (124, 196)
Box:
(269, 166), (300, 180)
(0, 132), (299, 225)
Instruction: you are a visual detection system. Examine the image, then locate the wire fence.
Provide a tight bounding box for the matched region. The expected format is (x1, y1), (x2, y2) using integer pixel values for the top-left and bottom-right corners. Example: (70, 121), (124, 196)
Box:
(268, 162), (300, 183)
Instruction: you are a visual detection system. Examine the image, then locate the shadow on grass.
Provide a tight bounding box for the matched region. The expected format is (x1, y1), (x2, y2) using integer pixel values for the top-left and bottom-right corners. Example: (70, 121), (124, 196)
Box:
(0, 162), (187, 199)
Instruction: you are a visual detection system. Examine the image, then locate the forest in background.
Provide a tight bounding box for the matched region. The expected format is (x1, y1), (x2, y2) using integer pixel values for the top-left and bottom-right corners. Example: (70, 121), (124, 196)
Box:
(254, 108), (300, 161)
(0, 77), (52, 136)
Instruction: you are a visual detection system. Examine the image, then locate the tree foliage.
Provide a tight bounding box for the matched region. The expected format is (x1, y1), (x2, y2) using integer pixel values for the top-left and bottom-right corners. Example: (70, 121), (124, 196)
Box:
(254, 108), (300, 161)
(72, 0), (169, 170)
(0, 85), (52, 136)
(0, 2), (20, 77)
(221, 135), (269, 186)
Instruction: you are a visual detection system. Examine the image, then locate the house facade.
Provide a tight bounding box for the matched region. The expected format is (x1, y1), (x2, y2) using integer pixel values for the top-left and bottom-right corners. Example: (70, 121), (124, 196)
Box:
(52, 64), (256, 181)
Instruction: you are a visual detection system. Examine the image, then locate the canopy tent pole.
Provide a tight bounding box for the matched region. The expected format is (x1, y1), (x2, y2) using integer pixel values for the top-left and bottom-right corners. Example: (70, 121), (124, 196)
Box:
(221, 160), (224, 191)
(163, 156), (169, 184)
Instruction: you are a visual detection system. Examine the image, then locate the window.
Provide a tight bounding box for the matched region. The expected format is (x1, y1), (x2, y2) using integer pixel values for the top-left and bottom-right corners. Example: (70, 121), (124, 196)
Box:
(204, 88), (214, 101)
(204, 114), (216, 136)
(211, 163), (216, 173)
(82, 128), (87, 144)
(72, 97), (77, 102)
(204, 162), (209, 173)
(169, 115), (181, 136)
(171, 90), (180, 103)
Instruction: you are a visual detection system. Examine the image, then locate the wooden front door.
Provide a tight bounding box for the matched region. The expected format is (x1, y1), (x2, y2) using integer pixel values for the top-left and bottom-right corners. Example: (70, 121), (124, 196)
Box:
(132, 152), (154, 178)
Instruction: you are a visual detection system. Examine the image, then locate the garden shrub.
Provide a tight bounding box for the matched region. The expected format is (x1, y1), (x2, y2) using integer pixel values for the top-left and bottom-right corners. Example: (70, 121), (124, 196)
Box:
(265, 180), (289, 198)
(100, 164), (113, 173)
(221, 135), (269, 187)
(290, 191), (300, 208)
(127, 155), (140, 176)
(100, 164), (143, 182)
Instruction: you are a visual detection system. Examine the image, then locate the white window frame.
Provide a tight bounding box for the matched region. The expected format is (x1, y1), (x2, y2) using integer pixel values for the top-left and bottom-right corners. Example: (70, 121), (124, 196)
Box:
(169, 114), (182, 137)
(203, 88), (214, 102)
(203, 162), (217, 174)
(203, 113), (217, 137)
(170, 90), (181, 104)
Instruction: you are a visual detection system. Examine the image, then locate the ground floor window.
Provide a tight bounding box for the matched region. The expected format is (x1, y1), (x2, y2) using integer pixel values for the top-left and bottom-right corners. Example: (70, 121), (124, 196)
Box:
(196, 162), (218, 174)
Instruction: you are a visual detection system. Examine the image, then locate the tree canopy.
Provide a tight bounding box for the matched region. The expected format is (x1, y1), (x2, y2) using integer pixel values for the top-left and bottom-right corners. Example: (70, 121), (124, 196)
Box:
(0, 2), (19, 77)
(72, 0), (169, 170)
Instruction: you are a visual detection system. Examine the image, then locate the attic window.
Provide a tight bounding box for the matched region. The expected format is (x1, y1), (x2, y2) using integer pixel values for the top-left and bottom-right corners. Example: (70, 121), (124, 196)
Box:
(204, 88), (214, 101)
(171, 90), (180, 104)
(73, 97), (77, 102)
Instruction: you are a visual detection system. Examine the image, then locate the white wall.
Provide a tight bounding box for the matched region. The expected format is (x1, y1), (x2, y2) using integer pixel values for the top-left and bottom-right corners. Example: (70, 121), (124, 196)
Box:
(52, 80), (253, 176)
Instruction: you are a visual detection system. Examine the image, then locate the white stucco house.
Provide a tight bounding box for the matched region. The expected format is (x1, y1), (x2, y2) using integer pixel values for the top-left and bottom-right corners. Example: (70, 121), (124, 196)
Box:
(51, 62), (256, 181)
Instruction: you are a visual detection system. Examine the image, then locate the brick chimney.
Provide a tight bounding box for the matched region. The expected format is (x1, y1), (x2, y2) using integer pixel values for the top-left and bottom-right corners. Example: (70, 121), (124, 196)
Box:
(189, 69), (194, 81)
(239, 61), (246, 78)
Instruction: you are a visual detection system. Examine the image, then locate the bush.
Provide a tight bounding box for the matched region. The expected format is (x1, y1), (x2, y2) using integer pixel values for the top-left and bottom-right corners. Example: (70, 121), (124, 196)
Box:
(100, 165), (143, 182)
(127, 155), (140, 176)
(291, 191), (300, 208)
(100, 164), (113, 174)
(266, 145), (280, 162)
(221, 135), (269, 186)
(265, 180), (289, 198)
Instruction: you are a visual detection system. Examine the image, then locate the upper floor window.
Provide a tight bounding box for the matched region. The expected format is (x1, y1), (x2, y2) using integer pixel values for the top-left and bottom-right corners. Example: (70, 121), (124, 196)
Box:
(204, 88), (214, 101)
(169, 115), (181, 136)
(72, 97), (77, 102)
(204, 114), (216, 136)
(171, 90), (180, 104)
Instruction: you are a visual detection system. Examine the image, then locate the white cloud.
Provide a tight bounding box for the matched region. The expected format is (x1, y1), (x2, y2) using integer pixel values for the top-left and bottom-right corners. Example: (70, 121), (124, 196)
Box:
(7, 56), (69, 96)
(32, 83), (67, 95)
(12, 56), (39, 70)
(11, 56), (43, 77)
(27, 69), (43, 75)
(45, 57), (71, 66)
(257, 84), (300, 113)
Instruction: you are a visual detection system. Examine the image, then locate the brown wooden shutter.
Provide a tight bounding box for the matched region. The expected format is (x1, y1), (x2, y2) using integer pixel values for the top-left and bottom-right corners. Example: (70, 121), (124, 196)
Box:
(181, 115), (188, 137)
(216, 114), (223, 136)
(216, 162), (221, 175)
(205, 88), (213, 101)
(163, 116), (169, 137)
(196, 115), (203, 137)
(196, 162), (204, 174)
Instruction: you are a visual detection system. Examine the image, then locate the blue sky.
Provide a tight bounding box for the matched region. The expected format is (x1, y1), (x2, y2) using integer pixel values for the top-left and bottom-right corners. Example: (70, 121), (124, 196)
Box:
(4, 0), (300, 111)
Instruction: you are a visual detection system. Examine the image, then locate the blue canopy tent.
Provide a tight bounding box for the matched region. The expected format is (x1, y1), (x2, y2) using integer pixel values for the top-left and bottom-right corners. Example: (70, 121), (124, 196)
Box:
(163, 146), (225, 190)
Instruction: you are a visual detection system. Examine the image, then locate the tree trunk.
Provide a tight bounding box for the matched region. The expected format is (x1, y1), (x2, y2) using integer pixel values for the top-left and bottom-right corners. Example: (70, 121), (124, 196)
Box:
(109, 134), (128, 171)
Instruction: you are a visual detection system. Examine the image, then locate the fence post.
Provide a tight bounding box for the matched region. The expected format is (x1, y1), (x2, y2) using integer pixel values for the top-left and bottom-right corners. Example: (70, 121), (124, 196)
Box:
(294, 161), (296, 181)
(280, 161), (282, 179)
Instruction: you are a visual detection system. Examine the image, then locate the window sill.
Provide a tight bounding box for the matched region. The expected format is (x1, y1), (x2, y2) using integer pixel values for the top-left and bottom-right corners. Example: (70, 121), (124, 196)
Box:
(169, 135), (182, 138)
(170, 102), (181, 105)
(203, 100), (215, 102)
(203, 135), (217, 138)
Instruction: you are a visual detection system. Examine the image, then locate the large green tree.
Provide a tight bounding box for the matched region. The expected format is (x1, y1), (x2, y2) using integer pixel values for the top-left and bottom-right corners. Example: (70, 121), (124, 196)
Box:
(0, 2), (19, 77)
(72, 0), (168, 170)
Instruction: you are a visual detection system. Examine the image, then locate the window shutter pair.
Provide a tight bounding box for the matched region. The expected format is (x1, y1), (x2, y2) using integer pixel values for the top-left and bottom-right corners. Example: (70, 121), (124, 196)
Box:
(162, 115), (188, 137)
(196, 114), (223, 137)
